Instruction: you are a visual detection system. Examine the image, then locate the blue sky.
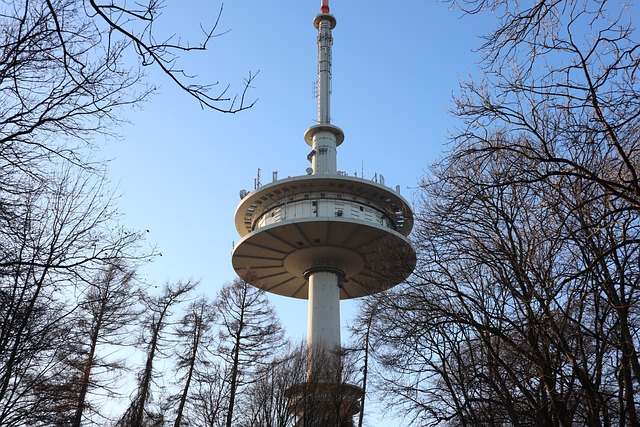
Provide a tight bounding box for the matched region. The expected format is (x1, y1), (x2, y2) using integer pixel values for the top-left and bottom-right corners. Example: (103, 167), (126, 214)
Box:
(101, 1), (493, 424)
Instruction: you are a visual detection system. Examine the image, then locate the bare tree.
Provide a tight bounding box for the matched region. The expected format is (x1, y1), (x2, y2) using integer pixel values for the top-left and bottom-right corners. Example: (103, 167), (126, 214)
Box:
(285, 343), (361, 427)
(349, 299), (378, 427)
(117, 280), (197, 427)
(169, 297), (217, 427)
(1, 0), (255, 156)
(66, 262), (142, 427)
(357, 1), (640, 425)
(0, 169), (145, 426)
(238, 343), (303, 427)
(365, 131), (639, 425)
(215, 277), (285, 427)
(445, 0), (640, 233)
(0, 0), (256, 255)
(446, 0), (640, 423)
(188, 361), (231, 427)
(0, 1), (255, 425)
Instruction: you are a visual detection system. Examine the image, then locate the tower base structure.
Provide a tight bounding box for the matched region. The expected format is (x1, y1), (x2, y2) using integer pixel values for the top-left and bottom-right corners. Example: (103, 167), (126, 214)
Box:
(285, 382), (363, 427)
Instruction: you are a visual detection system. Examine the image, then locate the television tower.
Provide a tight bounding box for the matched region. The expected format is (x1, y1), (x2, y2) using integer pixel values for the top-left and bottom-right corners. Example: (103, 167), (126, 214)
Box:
(232, 0), (415, 424)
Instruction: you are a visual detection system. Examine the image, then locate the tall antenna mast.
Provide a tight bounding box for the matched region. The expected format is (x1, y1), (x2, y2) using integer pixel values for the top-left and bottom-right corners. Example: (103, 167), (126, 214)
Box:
(304, 0), (344, 175)
(316, 0), (333, 124)
(231, 0), (416, 424)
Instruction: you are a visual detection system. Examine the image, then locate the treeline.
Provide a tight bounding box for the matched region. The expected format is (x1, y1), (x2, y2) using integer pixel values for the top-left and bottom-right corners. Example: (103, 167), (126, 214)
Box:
(0, 169), (358, 425)
(0, 259), (295, 426)
(352, 0), (640, 426)
(0, 1), (366, 426)
(0, 0), (266, 425)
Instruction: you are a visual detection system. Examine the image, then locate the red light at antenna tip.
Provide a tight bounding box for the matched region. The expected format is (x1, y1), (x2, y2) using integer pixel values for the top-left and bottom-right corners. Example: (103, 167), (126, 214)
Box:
(321, 0), (330, 13)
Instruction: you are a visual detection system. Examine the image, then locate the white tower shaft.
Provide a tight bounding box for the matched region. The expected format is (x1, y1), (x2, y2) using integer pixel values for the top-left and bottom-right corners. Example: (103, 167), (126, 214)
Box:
(310, 131), (337, 175)
(307, 270), (342, 380)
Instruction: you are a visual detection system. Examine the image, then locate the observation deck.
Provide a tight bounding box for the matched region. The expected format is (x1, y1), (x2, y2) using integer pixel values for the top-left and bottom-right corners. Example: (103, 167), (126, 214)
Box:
(232, 174), (415, 299)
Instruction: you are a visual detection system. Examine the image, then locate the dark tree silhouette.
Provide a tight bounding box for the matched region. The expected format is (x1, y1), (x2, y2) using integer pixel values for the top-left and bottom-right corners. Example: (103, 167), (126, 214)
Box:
(0, 170), (144, 426)
(0, 1), (256, 425)
(169, 297), (217, 427)
(117, 280), (196, 427)
(349, 299), (377, 427)
(215, 277), (285, 427)
(238, 344), (303, 427)
(356, 1), (640, 425)
(67, 263), (141, 427)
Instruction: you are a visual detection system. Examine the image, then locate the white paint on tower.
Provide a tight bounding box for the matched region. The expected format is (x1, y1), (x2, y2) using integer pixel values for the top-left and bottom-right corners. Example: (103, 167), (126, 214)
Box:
(231, 0), (416, 423)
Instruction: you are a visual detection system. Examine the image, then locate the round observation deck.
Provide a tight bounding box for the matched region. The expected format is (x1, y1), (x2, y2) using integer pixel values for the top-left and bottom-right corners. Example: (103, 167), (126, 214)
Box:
(234, 175), (414, 237)
(231, 174), (416, 299)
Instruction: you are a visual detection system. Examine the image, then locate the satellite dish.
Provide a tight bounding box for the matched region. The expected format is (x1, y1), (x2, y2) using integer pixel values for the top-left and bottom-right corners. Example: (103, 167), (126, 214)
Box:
(239, 189), (248, 199)
(306, 167), (313, 175)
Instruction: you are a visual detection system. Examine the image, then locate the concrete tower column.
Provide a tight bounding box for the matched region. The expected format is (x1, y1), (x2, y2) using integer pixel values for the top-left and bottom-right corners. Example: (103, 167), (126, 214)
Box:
(310, 130), (338, 175)
(306, 267), (342, 381)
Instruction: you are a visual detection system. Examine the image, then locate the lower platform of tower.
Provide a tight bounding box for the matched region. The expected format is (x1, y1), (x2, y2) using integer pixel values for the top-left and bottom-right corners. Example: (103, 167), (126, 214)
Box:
(285, 381), (363, 427)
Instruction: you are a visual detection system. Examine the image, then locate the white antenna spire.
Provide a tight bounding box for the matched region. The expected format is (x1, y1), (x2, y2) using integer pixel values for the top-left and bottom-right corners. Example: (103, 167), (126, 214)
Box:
(305, 0), (344, 175)
(315, 0), (335, 125)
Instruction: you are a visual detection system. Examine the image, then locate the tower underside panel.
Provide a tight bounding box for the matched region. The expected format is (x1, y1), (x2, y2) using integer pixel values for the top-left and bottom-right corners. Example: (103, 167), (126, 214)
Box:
(232, 218), (415, 299)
